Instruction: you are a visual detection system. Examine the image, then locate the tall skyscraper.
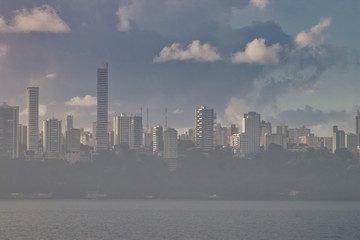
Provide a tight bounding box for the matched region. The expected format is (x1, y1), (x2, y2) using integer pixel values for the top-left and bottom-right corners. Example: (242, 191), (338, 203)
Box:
(43, 117), (62, 158)
(242, 112), (260, 153)
(356, 111), (360, 146)
(0, 103), (19, 159)
(95, 63), (108, 152)
(332, 125), (345, 153)
(195, 106), (215, 151)
(152, 125), (163, 153)
(66, 115), (74, 131)
(27, 87), (39, 152)
(129, 116), (143, 150)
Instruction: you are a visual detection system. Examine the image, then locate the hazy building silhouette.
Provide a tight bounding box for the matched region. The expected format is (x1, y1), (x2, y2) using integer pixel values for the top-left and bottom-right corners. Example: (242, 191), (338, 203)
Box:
(0, 103), (19, 159)
(345, 133), (357, 152)
(129, 116), (143, 150)
(65, 115), (74, 132)
(242, 112), (260, 153)
(27, 87), (39, 152)
(332, 126), (345, 153)
(288, 126), (310, 144)
(65, 128), (81, 153)
(95, 63), (108, 152)
(43, 117), (62, 158)
(195, 106), (215, 151)
(163, 128), (178, 171)
(114, 114), (142, 150)
(260, 121), (272, 148)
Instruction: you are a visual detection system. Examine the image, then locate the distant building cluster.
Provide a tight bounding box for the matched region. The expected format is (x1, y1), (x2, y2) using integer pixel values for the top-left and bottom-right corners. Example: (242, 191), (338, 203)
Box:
(1, 62), (360, 171)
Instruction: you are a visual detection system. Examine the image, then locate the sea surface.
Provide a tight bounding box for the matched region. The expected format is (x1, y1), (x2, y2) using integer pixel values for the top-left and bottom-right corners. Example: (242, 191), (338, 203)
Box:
(0, 200), (359, 240)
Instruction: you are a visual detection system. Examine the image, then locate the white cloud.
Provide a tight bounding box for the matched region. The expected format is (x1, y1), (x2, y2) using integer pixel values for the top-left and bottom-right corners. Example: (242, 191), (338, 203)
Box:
(154, 40), (222, 62)
(116, 6), (131, 32)
(0, 4), (70, 33)
(44, 73), (56, 79)
(250, 0), (269, 9)
(172, 108), (184, 114)
(65, 95), (97, 107)
(232, 38), (281, 65)
(295, 18), (331, 49)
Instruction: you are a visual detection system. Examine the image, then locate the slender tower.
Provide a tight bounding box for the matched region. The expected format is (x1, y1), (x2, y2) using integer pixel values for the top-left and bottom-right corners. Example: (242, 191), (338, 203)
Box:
(27, 87), (39, 152)
(95, 63), (108, 152)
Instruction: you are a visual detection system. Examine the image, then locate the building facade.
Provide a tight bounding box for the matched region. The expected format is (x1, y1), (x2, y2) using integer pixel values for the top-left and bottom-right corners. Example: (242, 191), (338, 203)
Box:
(0, 103), (19, 159)
(195, 106), (215, 151)
(43, 118), (62, 158)
(95, 63), (108, 152)
(242, 112), (260, 153)
(27, 87), (39, 152)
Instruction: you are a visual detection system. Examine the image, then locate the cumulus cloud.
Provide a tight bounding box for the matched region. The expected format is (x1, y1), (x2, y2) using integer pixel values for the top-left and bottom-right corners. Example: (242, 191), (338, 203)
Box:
(232, 38), (281, 64)
(295, 18), (331, 49)
(44, 73), (56, 79)
(116, 6), (131, 32)
(154, 40), (222, 62)
(250, 0), (269, 9)
(65, 95), (97, 107)
(172, 108), (184, 114)
(0, 4), (70, 33)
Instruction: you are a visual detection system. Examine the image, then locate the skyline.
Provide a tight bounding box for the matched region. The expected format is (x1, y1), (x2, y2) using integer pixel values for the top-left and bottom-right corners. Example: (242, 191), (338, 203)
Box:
(0, 0), (359, 137)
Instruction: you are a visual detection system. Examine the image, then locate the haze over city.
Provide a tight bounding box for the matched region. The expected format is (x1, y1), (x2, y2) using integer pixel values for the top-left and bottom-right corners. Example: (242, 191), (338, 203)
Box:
(0, 0), (358, 137)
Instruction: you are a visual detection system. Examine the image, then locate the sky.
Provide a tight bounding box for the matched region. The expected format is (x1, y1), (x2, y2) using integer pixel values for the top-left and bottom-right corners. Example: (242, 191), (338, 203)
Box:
(0, 0), (359, 136)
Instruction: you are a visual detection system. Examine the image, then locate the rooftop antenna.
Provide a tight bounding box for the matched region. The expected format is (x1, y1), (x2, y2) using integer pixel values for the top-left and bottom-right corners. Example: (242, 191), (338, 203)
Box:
(165, 107), (168, 130)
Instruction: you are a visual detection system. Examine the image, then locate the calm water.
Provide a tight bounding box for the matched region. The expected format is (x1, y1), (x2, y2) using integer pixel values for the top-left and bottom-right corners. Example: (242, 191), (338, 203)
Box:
(0, 200), (359, 240)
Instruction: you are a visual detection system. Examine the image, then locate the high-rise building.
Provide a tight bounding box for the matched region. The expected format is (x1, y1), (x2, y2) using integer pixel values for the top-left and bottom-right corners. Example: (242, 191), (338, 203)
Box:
(195, 106), (215, 151)
(95, 63), (108, 152)
(65, 115), (74, 132)
(0, 103), (19, 159)
(332, 126), (345, 153)
(163, 128), (178, 171)
(27, 87), (39, 152)
(65, 128), (81, 153)
(345, 133), (357, 153)
(215, 123), (228, 146)
(129, 116), (142, 150)
(260, 121), (272, 148)
(152, 125), (163, 153)
(43, 117), (62, 158)
(242, 112), (260, 153)
(113, 114), (142, 150)
(288, 126), (310, 144)
(113, 114), (130, 146)
(18, 124), (27, 147)
(356, 111), (360, 146)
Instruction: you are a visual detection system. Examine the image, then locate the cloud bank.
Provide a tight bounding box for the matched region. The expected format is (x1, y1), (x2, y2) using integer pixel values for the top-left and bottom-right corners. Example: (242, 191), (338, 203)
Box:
(0, 4), (70, 33)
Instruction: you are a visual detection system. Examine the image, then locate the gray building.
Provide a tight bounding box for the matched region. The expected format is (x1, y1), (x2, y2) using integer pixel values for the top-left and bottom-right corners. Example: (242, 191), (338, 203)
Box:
(43, 118), (62, 158)
(0, 103), (19, 159)
(95, 63), (108, 152)
(195, 106), (215, 151)
(242, 112), (260, 153)
(27, 87), (39, 152)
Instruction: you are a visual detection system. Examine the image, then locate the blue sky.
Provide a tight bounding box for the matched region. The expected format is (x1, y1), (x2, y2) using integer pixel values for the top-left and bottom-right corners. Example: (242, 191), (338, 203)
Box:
(0, 0), (358, 136)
